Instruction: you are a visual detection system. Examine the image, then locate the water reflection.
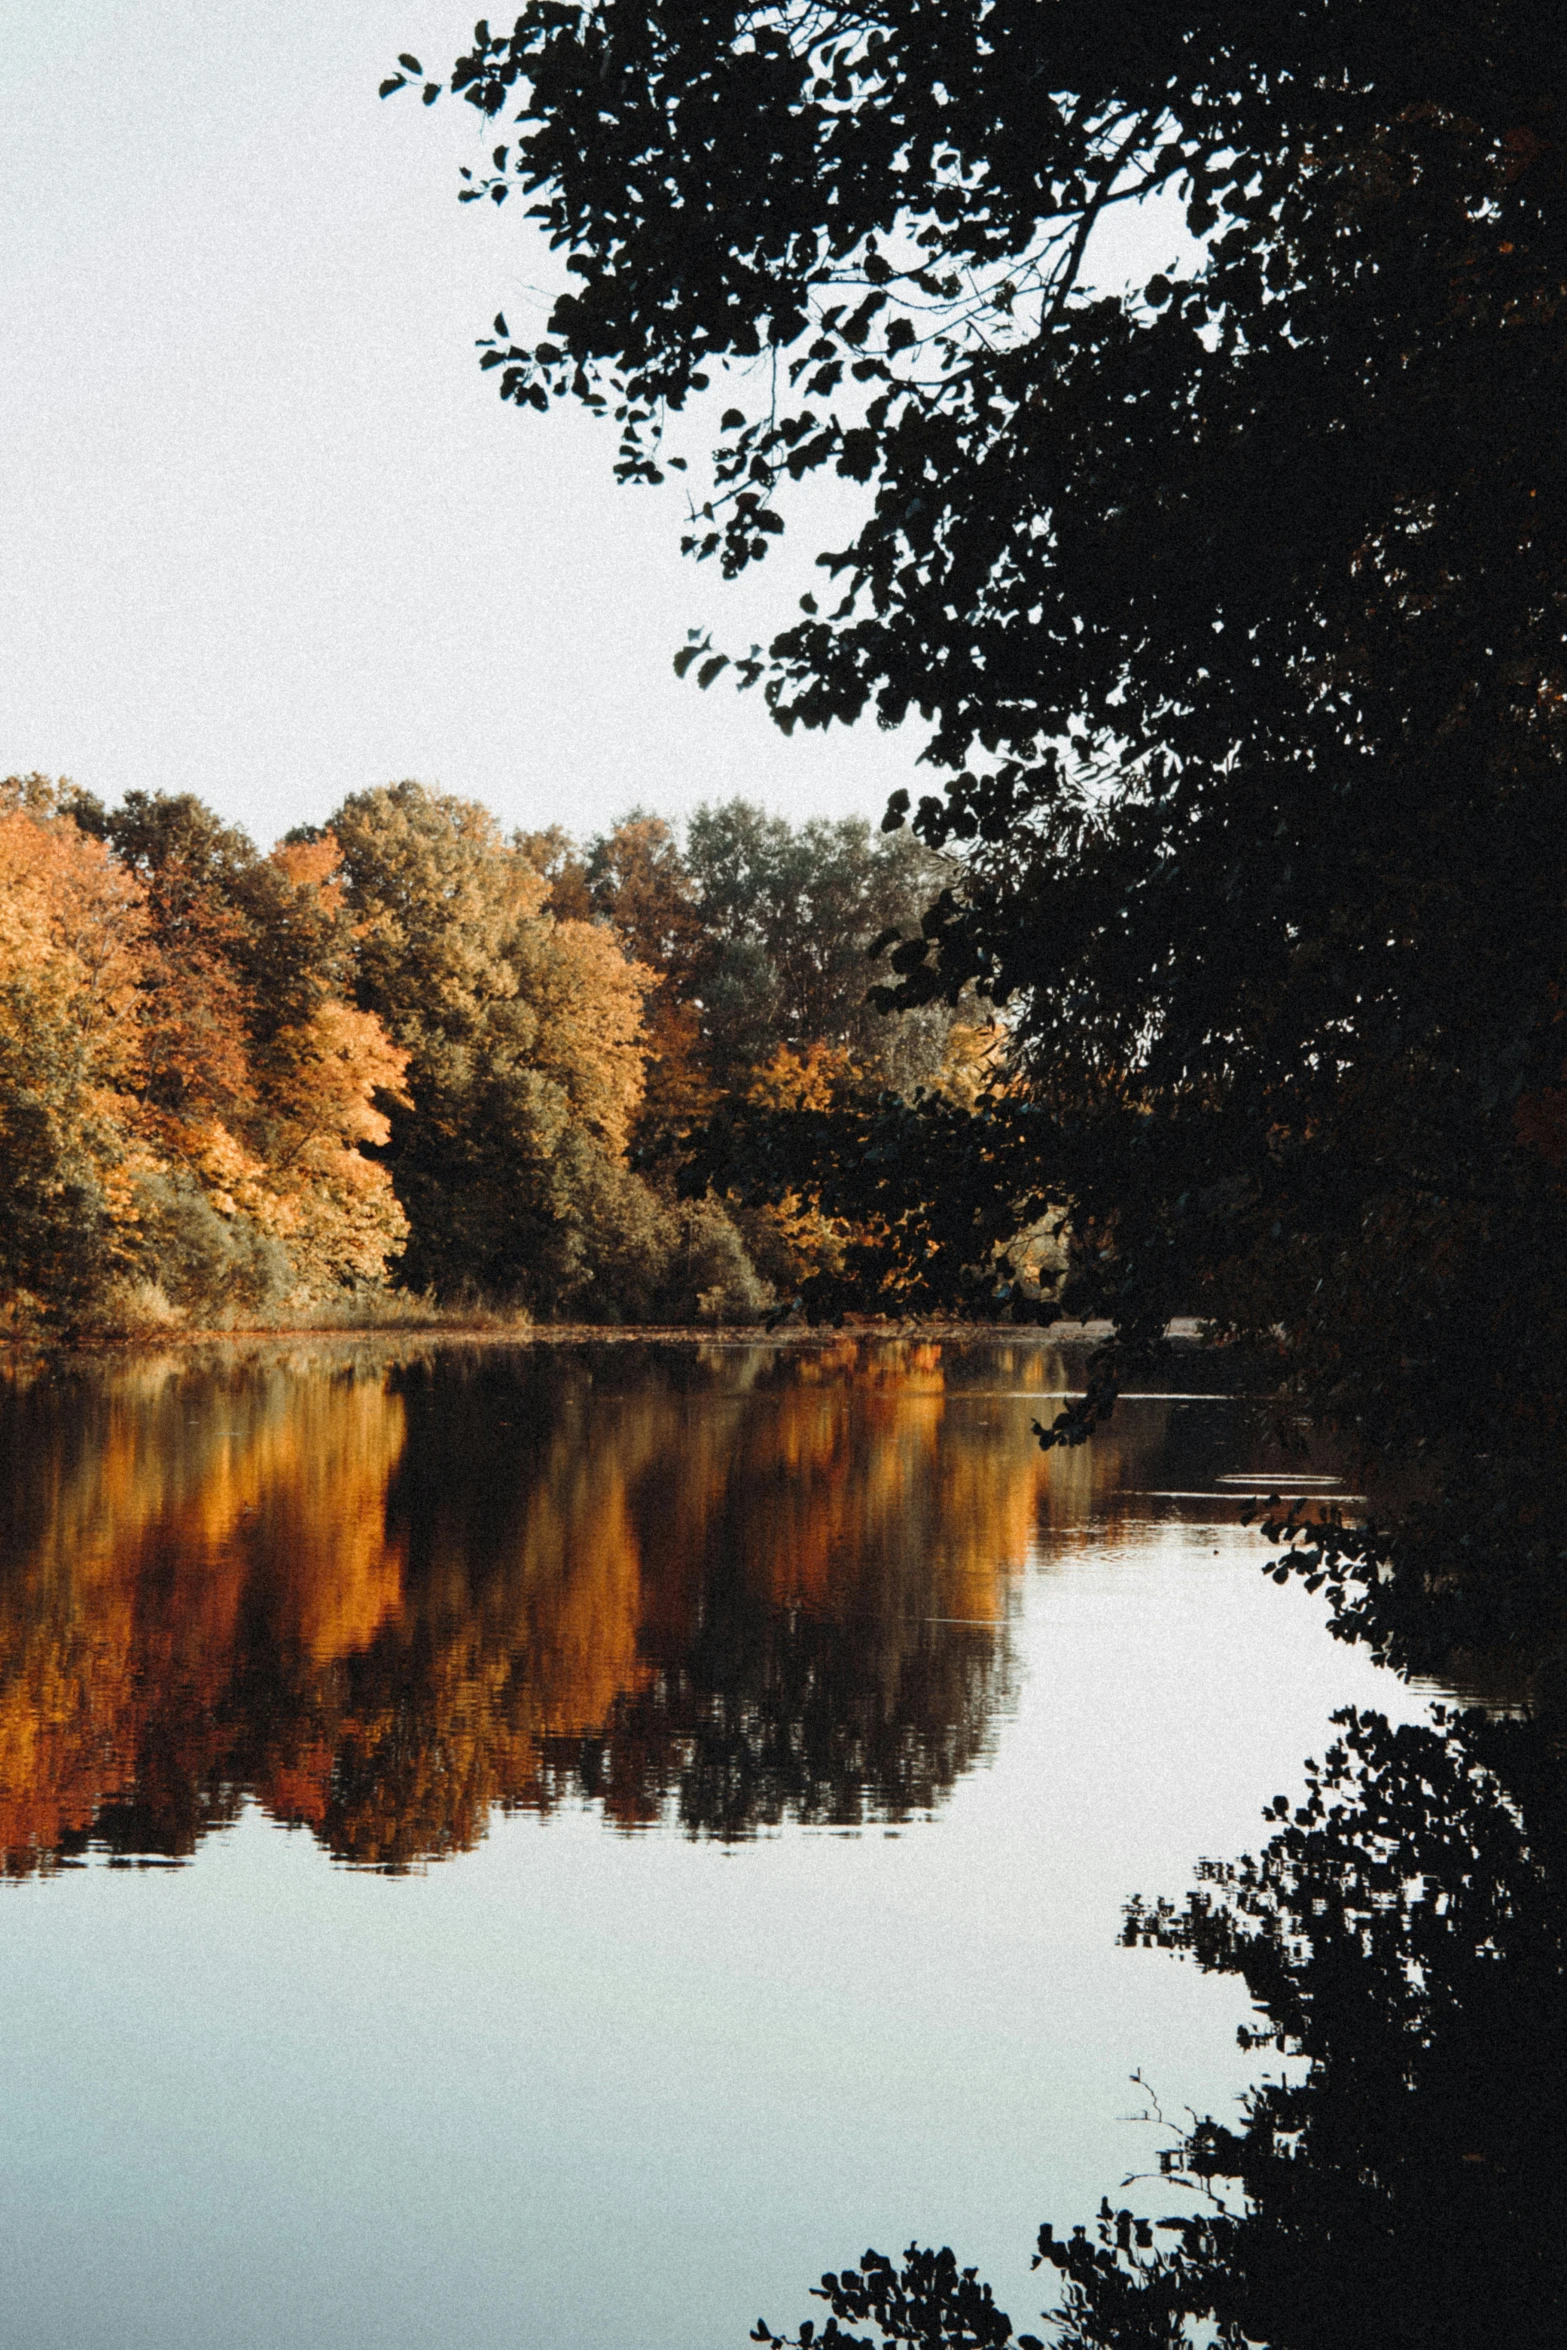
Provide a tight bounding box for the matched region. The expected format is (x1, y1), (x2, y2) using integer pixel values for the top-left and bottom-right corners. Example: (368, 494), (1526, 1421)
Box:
(761, 1701), (1567, 2350)
(1097, 1705), (1567, 2350)
(0, 1339), (1237, 1877)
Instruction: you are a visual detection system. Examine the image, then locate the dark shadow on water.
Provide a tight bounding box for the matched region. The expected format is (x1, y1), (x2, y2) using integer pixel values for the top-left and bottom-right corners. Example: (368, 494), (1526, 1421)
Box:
(757, 1703), (1567, 2350)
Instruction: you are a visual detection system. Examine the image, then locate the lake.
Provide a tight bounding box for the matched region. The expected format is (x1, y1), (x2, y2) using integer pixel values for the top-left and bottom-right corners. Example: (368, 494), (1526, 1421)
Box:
(0, 1337), (1464, 2348)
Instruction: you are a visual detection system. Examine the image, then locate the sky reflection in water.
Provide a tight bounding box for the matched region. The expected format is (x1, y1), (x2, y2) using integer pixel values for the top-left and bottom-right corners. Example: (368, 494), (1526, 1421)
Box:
(0, 1340), (1482, 2348)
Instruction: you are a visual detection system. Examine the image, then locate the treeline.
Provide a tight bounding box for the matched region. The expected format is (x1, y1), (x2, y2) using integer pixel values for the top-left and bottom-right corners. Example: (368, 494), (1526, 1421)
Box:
(0, 772), (983, 1331)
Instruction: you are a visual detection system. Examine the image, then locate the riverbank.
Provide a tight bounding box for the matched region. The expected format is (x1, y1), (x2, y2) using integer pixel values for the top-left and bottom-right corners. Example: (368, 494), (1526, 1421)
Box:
(0, 1314), (1213, 1370)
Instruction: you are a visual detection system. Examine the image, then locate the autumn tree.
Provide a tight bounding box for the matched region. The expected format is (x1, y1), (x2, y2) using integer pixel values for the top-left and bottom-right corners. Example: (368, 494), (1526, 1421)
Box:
(392, 3), (1567, 1665)
(326, 778), (760, 1316)
(329, 779), (621, 1298)
(0, 782), (147, 1319)
(94, 792), (263, 1131)
(582, 810), (711, 1136)
(514, 821), (595, 922)
(243, 839), (414, 1300)
(0, 781), (412, 1323)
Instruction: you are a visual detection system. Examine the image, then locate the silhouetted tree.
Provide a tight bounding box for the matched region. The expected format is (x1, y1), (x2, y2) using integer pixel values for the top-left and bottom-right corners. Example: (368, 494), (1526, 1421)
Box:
(389, 4), (1567, 1662)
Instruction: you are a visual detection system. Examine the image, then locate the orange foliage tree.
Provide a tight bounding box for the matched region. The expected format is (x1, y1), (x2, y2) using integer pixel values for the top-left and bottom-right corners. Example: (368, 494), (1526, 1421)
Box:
(0, 779), (410, 1326)
(0, 786), (149, 1316)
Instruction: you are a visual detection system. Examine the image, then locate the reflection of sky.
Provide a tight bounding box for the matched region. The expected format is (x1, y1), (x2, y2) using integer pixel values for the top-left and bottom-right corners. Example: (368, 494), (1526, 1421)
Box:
(0, 1358), (1442, 2350)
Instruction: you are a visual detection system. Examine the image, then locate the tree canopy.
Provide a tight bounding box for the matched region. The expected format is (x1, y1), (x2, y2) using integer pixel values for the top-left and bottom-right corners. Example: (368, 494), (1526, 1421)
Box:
(3, 774), (984, 1332)
(0, 776), (410, 1323)
(323, 778), (654, 1300)
(393, 4), (1567, 1668)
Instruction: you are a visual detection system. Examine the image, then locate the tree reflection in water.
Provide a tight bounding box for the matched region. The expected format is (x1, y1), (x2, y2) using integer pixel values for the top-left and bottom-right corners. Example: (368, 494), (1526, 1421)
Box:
(7, 1343), (1550, 2340)
(0, 1338), (1179, 1874)
(757, 1705), (1567, 2350)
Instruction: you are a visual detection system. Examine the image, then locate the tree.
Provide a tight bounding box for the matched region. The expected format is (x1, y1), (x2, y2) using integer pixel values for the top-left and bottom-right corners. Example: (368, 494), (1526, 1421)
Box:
(241, 986), (412, 1297)
(517, 815), (713, 1139)
(95, 790), (262, 1136)
(392, 5), (1567, 1666)
(0, 782), (412, 1323)
(328, 778), (614, 1298)
(582, 811), (714, 1135)
(109, 794), (413, 1313)
(0, 788), (147, 1319)
(556, 798), (985, 1290)
(325, 778), (738, 1312)
(682, 800), (962, 1098)
(515, 821), (595, 923)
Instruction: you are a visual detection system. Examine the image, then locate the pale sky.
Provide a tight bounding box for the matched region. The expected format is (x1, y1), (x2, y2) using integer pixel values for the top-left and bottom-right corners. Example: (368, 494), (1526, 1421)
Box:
(1, 3), (1175, 852)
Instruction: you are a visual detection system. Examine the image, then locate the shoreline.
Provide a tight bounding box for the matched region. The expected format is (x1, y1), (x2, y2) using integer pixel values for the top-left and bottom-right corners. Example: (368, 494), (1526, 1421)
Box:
(0, 1315), (1210, 1366)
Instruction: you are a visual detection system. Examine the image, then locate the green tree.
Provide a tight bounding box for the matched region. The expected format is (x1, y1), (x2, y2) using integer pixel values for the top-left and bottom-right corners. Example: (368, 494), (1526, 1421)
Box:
(394, 4), (1567, 1665)
(325, 778), (759, 1316)
(528, 799), (980, 1295)
(531, 802), (968, 1138)
(682, 800), (959, 1097)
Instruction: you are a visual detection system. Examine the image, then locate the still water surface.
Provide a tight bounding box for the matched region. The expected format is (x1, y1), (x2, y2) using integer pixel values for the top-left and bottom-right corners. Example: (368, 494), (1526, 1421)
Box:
(0, 1339), (1451, 2348)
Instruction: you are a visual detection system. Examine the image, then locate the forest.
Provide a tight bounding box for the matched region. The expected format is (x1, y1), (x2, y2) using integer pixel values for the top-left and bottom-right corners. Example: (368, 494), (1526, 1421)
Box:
(0, 769), (991, 1334)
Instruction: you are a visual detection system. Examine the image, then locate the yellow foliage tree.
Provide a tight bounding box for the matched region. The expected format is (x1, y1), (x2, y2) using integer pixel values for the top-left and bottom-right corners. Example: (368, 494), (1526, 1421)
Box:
(327, 780), (661, 1304)
(518, 915), (651, 1158)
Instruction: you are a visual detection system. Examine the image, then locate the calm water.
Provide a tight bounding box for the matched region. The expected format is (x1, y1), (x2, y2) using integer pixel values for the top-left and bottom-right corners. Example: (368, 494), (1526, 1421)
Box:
(0, 1339), (1456, 2347)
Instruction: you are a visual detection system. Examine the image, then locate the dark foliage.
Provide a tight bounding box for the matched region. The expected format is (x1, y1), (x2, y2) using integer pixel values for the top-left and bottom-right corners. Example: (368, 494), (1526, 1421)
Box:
(393, 4), (1567, 1667)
